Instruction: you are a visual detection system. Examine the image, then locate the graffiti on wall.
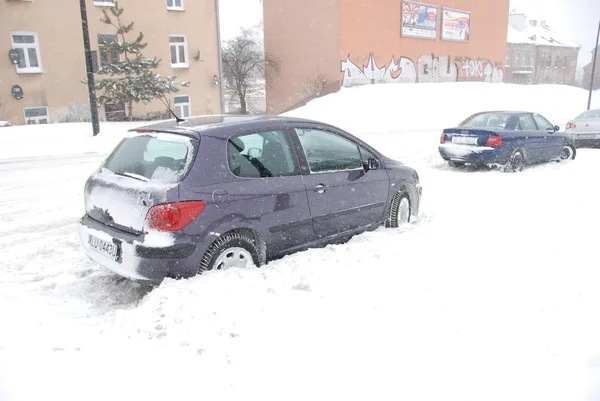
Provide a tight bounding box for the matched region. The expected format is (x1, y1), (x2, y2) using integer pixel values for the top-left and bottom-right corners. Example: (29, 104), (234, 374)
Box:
(341, 54), (417, 86)
(417, 55), (458, 83)
(341, 53), (504, 87)
(455, 56), (504, 83)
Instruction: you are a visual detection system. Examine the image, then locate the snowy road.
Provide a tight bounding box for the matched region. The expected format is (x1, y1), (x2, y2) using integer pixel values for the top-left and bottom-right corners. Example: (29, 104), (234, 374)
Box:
(1, 135), (600, 401)
(1, 84), (600, 400)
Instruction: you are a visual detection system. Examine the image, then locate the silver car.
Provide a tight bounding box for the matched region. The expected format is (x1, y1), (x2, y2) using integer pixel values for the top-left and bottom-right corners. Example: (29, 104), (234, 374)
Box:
(565, 109), (600, 148)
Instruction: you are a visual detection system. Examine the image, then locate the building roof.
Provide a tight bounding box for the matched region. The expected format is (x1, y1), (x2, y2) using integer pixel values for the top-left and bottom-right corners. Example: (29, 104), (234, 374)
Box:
(507, 24), (581, 49)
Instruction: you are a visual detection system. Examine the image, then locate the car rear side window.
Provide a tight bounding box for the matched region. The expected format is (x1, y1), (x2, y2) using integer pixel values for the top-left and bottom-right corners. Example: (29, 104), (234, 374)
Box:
(295, 128), (362, 173)
(227, 130), (298, 178)
(516, 114), (536, 131)
(103, 133), (196, 183)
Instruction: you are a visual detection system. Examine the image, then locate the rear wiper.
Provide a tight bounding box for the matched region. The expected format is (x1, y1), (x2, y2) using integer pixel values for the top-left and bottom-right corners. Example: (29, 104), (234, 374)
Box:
(114, 172), (149, 182)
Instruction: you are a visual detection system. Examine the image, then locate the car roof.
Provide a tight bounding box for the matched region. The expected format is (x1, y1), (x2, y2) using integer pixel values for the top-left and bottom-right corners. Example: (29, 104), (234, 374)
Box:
(471, 110), (534, 115)
(128, 115), (327, 139)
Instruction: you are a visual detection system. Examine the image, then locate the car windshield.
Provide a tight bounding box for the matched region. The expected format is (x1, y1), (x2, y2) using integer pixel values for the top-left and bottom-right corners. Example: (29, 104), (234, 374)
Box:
(459, 112), (510, 129)
(576, 110), (600, 119)
(102, 133), (196, 184)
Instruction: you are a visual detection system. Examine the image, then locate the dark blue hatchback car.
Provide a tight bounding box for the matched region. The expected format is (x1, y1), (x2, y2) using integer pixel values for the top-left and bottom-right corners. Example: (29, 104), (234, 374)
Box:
(77, 116), (422, 285)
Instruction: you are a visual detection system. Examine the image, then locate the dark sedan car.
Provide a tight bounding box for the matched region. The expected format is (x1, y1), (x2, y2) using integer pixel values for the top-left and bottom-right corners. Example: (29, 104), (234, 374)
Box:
(77, 116), (422, 285)
(439, 111), (576, 172)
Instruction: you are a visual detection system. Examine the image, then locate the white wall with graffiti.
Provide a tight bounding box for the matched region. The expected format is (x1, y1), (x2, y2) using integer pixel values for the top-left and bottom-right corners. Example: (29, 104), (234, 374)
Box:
(341, 53), (504, 87)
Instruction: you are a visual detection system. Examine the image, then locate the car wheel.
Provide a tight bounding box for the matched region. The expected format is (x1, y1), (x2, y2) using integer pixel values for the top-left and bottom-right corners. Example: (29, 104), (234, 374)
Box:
(560, 144), (576, 161)
(198, 232), (265, 273)
(504, 149), (525, 173)
(385, 190), (411, 228)
(448, 160), (465, 168)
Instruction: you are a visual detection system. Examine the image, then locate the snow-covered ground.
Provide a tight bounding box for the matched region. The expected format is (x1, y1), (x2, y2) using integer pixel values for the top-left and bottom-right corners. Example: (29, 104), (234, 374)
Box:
(1, 82), (599, 401)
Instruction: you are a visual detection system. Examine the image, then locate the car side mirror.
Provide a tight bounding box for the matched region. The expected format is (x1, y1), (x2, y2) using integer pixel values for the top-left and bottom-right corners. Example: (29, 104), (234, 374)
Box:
(247, 148), (262, 158)
(554, 125), (560, 132)
(366, 158), (380, 171)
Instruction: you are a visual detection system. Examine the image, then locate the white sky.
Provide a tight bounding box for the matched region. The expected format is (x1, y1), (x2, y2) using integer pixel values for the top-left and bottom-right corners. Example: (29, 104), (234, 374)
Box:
(218, 0), (263, 42)
(217, 0), (599, 71)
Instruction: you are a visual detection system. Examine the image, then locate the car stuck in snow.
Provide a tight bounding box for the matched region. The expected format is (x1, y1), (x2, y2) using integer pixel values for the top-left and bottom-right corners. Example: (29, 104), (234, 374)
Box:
(439, 111), (576, 172)
(77, 115), (422, 285)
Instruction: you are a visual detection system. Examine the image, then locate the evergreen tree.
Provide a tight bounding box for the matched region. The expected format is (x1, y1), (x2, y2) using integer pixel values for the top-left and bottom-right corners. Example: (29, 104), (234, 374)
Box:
(93, 2), (179, 120)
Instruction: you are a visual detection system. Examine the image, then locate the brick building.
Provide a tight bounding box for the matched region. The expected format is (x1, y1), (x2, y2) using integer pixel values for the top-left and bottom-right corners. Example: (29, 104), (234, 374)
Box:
(505, 14), (580, 85)
(264, 0), (511, 114)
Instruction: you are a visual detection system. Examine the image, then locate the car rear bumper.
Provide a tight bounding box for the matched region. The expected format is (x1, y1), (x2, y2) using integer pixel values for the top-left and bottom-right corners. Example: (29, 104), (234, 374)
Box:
(438, 144), (508, 164)
(77, 215), (204, 286)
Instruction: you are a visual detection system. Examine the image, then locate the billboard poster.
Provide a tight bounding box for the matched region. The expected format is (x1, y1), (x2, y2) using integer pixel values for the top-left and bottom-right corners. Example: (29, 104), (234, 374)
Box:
(401, 1), (438, 40)
(441, 8), (471, 42)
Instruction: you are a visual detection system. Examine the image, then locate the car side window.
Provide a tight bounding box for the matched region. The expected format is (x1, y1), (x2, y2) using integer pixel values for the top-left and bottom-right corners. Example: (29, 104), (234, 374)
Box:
(227, 130), (298, 178)
(294, 128), (362, 173)
(359, 145), (377, 163)
(532, 114), (554, 131)
(516, 114), (536, 131)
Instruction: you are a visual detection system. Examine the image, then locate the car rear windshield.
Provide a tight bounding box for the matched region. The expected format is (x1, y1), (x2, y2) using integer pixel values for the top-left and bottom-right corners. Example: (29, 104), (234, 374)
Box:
(576, 110), (600, 119)
(459, 112), (510, 129)
(102, 133), (197, 184)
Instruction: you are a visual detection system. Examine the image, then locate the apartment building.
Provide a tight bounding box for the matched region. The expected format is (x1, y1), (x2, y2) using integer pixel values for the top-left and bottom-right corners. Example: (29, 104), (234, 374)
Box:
(1, 0), (222, 125)
(505, 14), (580, 85)
(583, 45), (599, 90)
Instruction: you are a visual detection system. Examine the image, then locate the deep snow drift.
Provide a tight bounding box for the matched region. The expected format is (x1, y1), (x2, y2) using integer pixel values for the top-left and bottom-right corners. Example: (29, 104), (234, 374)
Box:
(0, 82), (599, 401)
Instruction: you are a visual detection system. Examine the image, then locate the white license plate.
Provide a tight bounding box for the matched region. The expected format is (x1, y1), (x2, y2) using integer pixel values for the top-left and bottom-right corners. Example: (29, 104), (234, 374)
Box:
(452, 136), (478, 145)
(88, 234), (119, 261)
(578, 134), (597, 139)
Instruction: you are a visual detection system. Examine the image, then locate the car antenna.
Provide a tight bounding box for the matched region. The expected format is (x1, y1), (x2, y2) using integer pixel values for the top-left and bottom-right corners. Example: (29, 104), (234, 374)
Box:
(158, 96), (185, 124)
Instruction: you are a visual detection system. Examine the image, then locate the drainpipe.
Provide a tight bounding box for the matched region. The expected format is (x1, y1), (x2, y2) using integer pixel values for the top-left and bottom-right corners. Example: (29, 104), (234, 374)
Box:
(215, 0), (225, 114)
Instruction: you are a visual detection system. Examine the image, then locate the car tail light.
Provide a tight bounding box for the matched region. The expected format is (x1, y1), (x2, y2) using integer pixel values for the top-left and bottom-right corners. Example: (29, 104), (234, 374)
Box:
(440, 133), (447, 144)
(146, 201), (206, 232)
(566, 122), (576, 129)
(486, 135), (503, 147)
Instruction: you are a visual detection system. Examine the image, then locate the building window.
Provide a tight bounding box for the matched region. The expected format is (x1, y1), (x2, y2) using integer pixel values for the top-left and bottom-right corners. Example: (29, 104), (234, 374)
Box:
(167, 0), (184, 11)
(23, 107), (49, 124)
(505, 54), (510, 67)
(98, 34), (119, 68)
(515, 54), (520, 67)
(10, 32), (43, 74)
(174, 95), (191, 118)
(94, 0), (115, 6)
(169, 35), (188, 68)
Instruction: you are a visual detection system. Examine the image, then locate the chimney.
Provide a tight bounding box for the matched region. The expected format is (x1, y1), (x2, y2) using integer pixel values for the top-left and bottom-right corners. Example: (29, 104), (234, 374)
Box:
(508, 14), (527, 31)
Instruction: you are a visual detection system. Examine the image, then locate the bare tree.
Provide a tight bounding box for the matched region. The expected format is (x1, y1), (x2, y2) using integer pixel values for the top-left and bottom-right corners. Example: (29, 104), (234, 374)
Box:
(302, 73), (330, 99)
(222, 28), (279, 114)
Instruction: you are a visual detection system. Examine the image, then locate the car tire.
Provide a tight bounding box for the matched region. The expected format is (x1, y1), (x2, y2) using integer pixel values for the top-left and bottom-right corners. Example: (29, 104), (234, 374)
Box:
(504, 148), (525, 173)
(448, 160), (465, 168)
(560, 144), (576, 161)
(385, 190), (411, 228)
(198, 231), (265, 273)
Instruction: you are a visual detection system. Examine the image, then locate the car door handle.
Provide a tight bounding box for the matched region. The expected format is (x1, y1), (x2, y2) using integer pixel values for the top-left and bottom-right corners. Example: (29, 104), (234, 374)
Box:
(313, 184), (328, 194)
